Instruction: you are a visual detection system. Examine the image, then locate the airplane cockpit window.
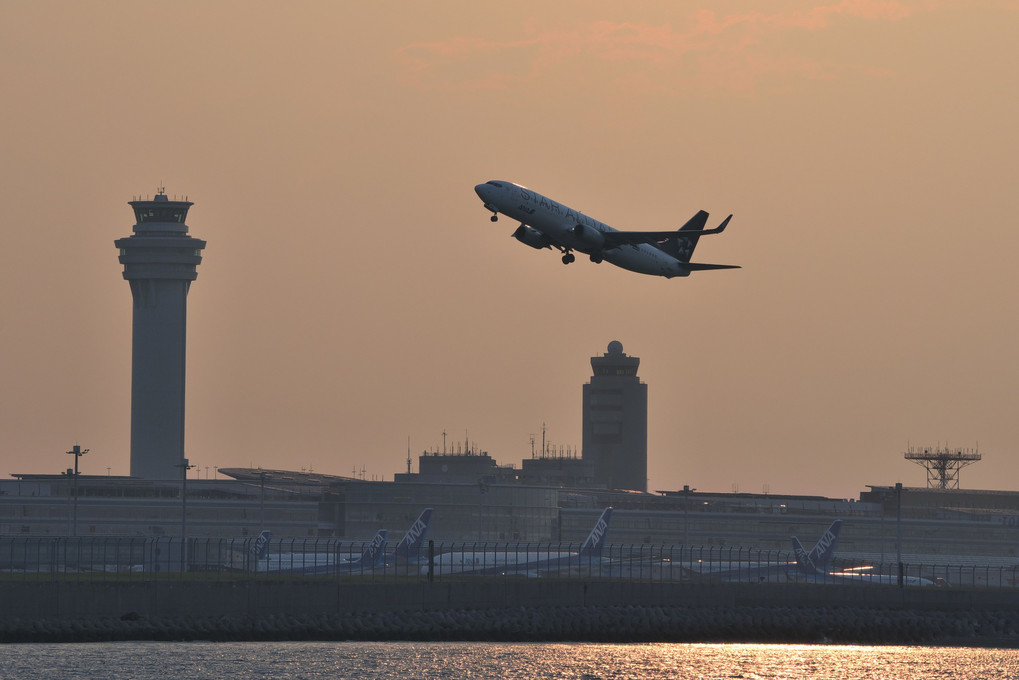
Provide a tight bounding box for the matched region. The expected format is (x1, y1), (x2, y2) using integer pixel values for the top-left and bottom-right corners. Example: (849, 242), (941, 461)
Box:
(487, 181), (504, 188)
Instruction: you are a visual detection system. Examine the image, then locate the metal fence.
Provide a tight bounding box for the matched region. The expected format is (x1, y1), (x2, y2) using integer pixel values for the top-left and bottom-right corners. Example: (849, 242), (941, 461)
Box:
(1, 536), (1017, 588)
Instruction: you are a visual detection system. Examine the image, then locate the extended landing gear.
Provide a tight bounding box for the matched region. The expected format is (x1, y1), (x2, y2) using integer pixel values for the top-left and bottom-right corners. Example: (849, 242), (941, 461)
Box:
(562, 252), (576, 265)
(490, 213), (498, 222)
(590, 253), (603, 264)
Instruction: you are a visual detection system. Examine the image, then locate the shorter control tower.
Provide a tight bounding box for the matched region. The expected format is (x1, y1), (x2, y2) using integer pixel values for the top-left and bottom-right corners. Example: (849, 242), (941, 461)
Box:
(115, 190), (206, 480)
(905, 444), (982, 489)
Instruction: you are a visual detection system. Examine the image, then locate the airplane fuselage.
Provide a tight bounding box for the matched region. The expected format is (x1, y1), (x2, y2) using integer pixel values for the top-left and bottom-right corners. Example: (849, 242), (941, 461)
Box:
(423, 549), (603, 577)
(475, 180), (696, 278)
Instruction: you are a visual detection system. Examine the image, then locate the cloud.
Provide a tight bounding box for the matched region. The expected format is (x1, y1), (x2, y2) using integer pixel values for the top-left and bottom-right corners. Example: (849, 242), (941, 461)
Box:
(395, 2), (929, 96)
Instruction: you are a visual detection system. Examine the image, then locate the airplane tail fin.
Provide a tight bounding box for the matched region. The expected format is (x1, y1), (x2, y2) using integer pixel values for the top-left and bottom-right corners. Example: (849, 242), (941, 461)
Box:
(660, 212), (733, 263)
(252, 530), (271, 560)
(359, 530), (388, 567)
(660, 211), (708, 262)
(578, 507), (613, 559)
(393, 508), (433, 563)
(792, 520), (842, 574)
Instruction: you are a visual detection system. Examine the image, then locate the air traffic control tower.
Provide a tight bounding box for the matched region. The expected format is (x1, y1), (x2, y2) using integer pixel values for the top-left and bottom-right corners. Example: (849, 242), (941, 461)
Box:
(582, 341), (648, 492)
(115, 190), (206, 479)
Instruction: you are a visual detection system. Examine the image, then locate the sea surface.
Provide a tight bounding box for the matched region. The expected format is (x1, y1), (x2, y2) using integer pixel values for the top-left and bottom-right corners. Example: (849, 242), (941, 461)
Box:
(0, 641), (1016, 679)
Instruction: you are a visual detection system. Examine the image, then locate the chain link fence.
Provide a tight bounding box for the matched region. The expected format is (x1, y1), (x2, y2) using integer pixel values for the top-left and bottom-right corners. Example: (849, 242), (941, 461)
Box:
(1, 536), (1016, 588)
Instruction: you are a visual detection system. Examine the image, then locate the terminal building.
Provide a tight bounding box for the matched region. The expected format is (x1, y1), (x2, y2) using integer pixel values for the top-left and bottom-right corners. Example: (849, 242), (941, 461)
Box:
(3, 192), (1019, 564)
(5, 469), (1019, 560)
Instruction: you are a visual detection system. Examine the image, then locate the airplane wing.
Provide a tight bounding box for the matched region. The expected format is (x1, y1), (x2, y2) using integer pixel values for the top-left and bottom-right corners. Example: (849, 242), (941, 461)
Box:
(600, 215), (733, 248)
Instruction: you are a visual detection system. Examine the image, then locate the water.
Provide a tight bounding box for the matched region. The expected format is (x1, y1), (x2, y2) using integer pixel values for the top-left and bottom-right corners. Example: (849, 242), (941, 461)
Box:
(0, 642), (1015, 679)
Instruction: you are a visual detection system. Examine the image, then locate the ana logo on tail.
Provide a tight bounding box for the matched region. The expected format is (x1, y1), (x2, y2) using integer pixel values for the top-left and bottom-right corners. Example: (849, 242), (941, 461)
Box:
(360, 529), (388, 567)
(252, 530), (271, 560)
(792, 520), (842, 574)
(579, 507), (613, 557)
(393, 508), (434, 563)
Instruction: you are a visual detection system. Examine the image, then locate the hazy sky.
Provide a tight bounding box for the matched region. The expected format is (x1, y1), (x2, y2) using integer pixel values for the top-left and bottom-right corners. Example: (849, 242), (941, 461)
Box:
(1, 1), (1016, 498)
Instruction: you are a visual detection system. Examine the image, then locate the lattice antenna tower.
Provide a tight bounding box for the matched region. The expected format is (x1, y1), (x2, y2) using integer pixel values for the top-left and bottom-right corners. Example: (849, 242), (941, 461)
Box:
(904, 444), (982, 489)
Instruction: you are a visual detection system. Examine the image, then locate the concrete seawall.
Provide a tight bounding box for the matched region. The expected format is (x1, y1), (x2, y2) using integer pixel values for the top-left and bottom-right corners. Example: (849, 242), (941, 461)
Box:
(3, 580), (1019, 645)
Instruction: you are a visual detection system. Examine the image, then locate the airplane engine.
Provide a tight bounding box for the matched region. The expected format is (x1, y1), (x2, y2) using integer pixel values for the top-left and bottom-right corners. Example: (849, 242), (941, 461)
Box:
(571, 223), (605, 251)
(512, 225), (550, 249)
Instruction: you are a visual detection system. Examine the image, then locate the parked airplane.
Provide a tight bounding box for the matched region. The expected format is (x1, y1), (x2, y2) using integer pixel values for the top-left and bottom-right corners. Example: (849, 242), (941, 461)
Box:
(682, 520), (843, 583)
(474, 180), (737, 278)
(387, 508), (434, 567)
(257, 529), (388, 574)
(280, 530), (388, 575)
(423, 507), (613, 577)
(252, 529), (271, 560)
(251, 508), (433, 575)
(792, 523), (935, 586)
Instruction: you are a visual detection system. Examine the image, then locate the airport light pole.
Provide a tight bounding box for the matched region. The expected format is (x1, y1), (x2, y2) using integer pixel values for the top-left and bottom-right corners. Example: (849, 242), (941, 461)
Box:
(67, 445), (89, 537)
(178, 458), (195, 570)
(683, 485), (696, 546)
(895, 482), (903, 587)
(259, 470), (267, 530)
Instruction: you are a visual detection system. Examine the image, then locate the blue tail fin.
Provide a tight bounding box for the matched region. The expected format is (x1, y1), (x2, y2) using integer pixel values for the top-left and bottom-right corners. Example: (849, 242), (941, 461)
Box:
(359, 530), (387, 567)
(578, 507), (613, 559)
(792, 520), (842, 574)
(252, 530), (271, 560)
(393, 508), (433, 563)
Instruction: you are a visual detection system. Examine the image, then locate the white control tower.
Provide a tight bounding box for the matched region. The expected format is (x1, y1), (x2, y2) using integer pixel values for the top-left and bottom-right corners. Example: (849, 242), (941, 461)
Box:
(115, 190), (206, 479)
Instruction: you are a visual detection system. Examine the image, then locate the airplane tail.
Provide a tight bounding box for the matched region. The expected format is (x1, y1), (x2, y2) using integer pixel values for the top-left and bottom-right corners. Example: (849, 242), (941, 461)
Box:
(578, 507), (613, 559)
(660, 211), (733, 264)
(393, 508), (433, 563)
(661, 211), (708, 262)
(252, 529), (271, 560)
(358, 530), (388, 567)
(792, 520), (842, 574)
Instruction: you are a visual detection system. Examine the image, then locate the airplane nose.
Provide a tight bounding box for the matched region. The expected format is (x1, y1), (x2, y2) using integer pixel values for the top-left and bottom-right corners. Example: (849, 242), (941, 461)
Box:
(474, 183), (489, 199)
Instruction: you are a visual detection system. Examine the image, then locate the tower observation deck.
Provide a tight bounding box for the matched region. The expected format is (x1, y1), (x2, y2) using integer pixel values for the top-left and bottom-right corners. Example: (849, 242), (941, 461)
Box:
(904, 444), (982, 489)
(115, 190), (206, 479)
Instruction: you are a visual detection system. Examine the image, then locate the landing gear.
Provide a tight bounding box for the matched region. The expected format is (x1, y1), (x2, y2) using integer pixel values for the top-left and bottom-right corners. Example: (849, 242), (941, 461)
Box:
(490, 213), (498, 222)
(562, 252), (576, 265)
(590, 253), (603, 264)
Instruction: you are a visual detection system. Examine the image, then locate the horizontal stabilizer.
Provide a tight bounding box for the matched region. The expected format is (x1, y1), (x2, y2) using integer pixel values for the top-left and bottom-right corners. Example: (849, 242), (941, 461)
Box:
(683, 262), (741, 271)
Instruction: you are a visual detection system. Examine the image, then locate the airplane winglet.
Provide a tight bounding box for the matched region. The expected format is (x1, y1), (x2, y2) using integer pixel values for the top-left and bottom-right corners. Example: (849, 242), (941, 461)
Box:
(715, 215), (732, 233)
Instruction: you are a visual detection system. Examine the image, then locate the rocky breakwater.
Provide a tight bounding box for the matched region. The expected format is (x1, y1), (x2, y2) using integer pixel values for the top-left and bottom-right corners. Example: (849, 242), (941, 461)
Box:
(2, 605), (1019, 646)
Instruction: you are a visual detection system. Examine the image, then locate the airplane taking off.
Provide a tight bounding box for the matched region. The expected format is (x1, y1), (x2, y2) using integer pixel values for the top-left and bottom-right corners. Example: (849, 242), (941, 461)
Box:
(474, 180), (738, 278)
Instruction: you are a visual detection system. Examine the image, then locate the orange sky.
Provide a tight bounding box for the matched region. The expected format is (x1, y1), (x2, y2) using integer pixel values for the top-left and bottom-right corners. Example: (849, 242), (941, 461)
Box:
(1, 1), (1016, 497)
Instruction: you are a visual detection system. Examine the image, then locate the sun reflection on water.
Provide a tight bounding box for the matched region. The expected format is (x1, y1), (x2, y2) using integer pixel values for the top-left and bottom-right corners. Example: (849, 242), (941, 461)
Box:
(0, 642), (1017, 680)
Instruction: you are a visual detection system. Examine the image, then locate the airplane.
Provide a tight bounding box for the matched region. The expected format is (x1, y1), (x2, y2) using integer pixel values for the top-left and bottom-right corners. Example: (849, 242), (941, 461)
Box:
(792, 524), (935, 586)
(681, 520), (843, 583)
(474, 180), (738, 278)
(252, 529), (271, 561)
(278, 530), (388, 575)
(422, 507), (613, 577)
(387, 507), (434, 567)
(256, 529), (388, 574)
(256, 507), (434, 575)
